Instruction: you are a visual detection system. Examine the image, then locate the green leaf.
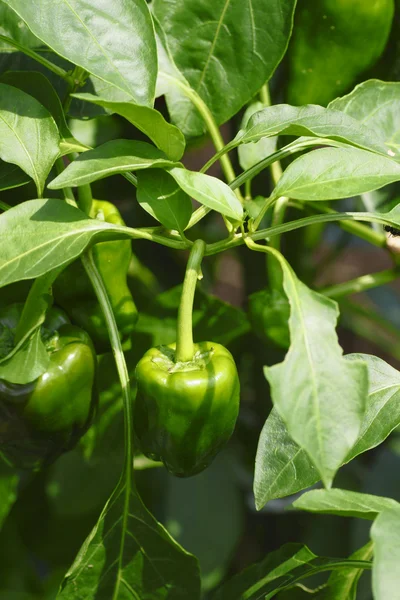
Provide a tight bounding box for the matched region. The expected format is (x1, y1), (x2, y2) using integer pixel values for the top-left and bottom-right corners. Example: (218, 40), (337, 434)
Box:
(72, 93), (185, 161)
(273, 147), (400, 201)
(0, 2), (41, 49)
(264, 254), (368, 487)
(169, 167), (243, 221)
(165, 452), (243, 591)
(48, 140), (180, 189)
(213, 543), (371, 600)
(153, 0), (296, 137)
(238, 102), (277, 172)
(293, 489), (399, 520)
(57, 481), (201, 599)
(135, 284), (250, 348)
(371, 505), (400, 600)
(254, 408), (319, 510)
(287, 0), (394, 105)
(137, 169), (192, 232)
(5, 0), (157, 106)
(0, 83), (59, 196)
(329, 79), (400, 159)
(0, 71), (88, 155)
(255, 354), (400, 508)
(0, 161), (30, 191)
(0, 327), (49, 385)
(0, 461), (18, 531)
(316, 542), (373, 600)
(0, 199), (125, 287)
(233, 104), (389, 156)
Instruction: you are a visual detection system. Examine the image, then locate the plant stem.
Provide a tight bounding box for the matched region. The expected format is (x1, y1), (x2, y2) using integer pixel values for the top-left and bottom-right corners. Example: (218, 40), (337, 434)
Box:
(205, 211), (388, 255)
(123, 172), (138, 187)
(82, 250), (134, 472)
(14, 268), (62, 345)
(321, 268), (399, 300)
(161, 74), (239, 194)
(0, 35), (73, 83)
(55, 158), (76, 206)
(63, 65), (88, 114)
(259, 83), (270, 105)
(77, 184), (93, 215)
(175, 239), (206, 362)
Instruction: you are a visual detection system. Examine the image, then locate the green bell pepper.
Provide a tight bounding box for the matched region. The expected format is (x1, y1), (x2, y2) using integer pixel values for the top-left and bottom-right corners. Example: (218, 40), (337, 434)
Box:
(0, 304), (97, 470)
(54, 199), (138, 353)
(134, 341), (240, 477)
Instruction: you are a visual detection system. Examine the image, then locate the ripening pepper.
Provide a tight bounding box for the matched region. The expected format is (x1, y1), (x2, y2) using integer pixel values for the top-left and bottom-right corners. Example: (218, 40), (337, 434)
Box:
(134, 341), (240, 477)
(0, 304), (97, 470)
(54, 199), (138, 353)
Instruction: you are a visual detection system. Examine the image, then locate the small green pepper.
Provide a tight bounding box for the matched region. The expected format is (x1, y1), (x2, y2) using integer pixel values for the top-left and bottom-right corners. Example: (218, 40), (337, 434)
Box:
(54, 199), (138, 353)
(134, 341), (240, 477)
(0, 304), (97, 470)
(248, 288), (290, 350)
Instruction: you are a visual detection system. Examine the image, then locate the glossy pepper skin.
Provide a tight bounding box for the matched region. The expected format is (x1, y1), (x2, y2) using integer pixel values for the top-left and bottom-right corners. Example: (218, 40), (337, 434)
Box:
(54, 199), (138, 354)
(0, 304), (97, 470)
(134, 341), (240, 477)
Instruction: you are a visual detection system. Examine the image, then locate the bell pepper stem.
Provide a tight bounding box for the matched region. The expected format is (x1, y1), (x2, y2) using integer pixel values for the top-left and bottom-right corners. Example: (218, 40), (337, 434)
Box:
(175, 239), (206, 363)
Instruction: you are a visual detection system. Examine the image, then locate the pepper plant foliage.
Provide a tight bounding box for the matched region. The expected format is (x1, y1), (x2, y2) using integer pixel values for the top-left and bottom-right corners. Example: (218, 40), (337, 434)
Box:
(1, 0), (400, 598)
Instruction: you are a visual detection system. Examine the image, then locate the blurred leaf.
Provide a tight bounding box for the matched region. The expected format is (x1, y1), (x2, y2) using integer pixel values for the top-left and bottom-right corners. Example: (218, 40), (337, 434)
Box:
(287, 0), (394, 105)
(153, 0), (296, 137)
(0, 83), (59, 196)
(293, 489), (399, 520)
(238, 102), (277, 172)
(0, 2), (41, 49)
(315, 542), (373, 600)
(0, 460), (18, 530)
(72, 93), (186, 161)
(371, 505), (400, 600)
(329, 79), (400, 159)
(169, 167), (243, 220)
(213, 543), (371, 600)
(273, 147), (400, 201)
(0, 161), (30, 191)
(137, 169), (192, 232)
(135, 284), (250, 348)
(6, 0), (157, 106)
(49, 140), (180, 188)
(164, 451), (243, 591)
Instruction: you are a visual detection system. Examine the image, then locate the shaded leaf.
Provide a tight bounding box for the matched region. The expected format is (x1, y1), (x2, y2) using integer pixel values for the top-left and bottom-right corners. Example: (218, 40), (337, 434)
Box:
(58, 481), (201, 599)
(0, 461), (18, 531)
(137, 169), (192, 232)
(0, 83), (59, 195)
(0, 71), (88, 154)
(0, 161), (30, 191)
